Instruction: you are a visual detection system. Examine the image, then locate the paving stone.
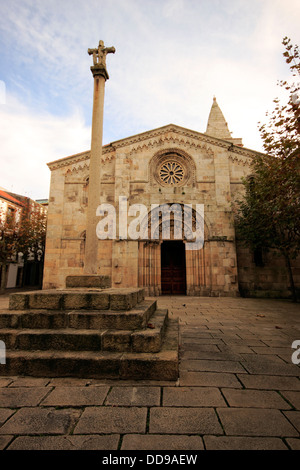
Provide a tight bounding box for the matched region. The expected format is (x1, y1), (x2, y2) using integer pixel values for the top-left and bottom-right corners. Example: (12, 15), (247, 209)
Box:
(223, 339), (264, 347)
(41, 386), (109, 407)
(0, 388), (50, 407)
(7, 434), (120, 450)
(0, 436), (13, 450)
(74, 407), (147, 434)
(180, 359), (246, 373)
(217, 408), (299, 437)
(182, 351), (242, 361)
(181, 344), (219, 352)
(181, 332), (214, 340)
(251, 347), (292, 356)
(0, 378), (13, 387)
(218, 344), (255, 354)
(48, 378), (95, 387)
(0, 408), (81, 435)
(149, 408), (223, 434)
(241, 353), (287, 364)
(277, 352), (297, 363)
(0, 409), (15, 426)
(241, 357), (300, 376)
(179, 371), (242, 388)
(262, 339), (293, 347)
(285, 438), (300, 450)
(237, 374), (300, 390)
(8, 377), (50, 387)
(283, 411), (300, 433)
(221, 389), (291, 409)
(106, 386), (160, 406)
(280, 391), (300, 410)
(163, 387), (226, 407)
(121, 434), (204, 450)
(204, 436), (288, 450)
(182, 338), (220, 345)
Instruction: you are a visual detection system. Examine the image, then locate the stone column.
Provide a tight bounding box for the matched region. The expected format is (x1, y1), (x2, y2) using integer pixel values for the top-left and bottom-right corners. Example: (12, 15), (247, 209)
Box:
(84, 41), (115, 274)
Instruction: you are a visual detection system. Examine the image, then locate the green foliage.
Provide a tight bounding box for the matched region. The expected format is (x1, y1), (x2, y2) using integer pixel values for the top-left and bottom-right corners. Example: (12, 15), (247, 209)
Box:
(258, 37), (300, 160)
(235, 37), (300, 302)
(0, 201), (47, 291)
(16, 204), (47, 263)
(235, 154), (300, 257)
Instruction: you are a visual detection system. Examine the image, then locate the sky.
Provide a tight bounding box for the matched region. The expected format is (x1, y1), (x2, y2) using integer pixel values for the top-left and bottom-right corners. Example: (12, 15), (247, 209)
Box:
(0, 0), (299, 200)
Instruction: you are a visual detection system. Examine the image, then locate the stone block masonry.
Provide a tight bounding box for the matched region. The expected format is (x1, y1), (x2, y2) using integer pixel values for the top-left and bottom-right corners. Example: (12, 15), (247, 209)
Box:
(1, 285), (179, 381)
(0, 295), (299, 450)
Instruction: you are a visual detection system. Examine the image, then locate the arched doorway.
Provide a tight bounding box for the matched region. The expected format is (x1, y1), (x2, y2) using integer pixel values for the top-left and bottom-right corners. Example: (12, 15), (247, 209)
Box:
(161, 240), (186, 295)
(138, 203), (211, 296)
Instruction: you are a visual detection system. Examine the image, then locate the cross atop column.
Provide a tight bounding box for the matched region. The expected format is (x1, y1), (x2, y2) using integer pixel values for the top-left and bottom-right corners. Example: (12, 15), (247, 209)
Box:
(88, 40), (116, 79)
(84, 40), (115, 274)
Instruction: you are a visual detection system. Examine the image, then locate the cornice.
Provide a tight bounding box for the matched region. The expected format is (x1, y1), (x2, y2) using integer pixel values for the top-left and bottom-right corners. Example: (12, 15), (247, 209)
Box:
(47, 151), (90, 171)
(47, 124), (263, 171)
(112, 124), (261, 160)
(228, 153), (252, 167)
(47, 145), (115, 171)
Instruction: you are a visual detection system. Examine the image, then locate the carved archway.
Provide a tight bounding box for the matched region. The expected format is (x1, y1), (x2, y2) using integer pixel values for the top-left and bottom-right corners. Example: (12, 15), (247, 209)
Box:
(138, 204), (211, 296)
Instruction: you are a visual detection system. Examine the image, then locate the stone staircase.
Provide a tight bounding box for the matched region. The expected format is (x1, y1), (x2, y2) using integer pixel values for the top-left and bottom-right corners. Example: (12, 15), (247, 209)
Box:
(0, 277), (179, 380)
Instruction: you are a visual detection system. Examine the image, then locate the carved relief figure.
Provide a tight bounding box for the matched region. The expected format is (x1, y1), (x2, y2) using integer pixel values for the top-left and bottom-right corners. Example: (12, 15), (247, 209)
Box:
(88, 40), (115, 68)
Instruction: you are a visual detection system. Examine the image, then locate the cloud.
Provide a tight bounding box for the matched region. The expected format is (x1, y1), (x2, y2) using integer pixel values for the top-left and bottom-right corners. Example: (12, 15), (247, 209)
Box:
(0, 80), (5, 104)
(0, 93), (91, 199)
(0, 0), (299, 199)
(162, 0), (186, 19)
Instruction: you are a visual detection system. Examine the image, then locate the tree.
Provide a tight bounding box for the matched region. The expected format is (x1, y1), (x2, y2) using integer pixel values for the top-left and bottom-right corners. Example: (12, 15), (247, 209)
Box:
(259, 37), (300, 159)
(0, 210), (20, 292)
(234, 37), (300, 302)
(0, 201), (47, 292)
(17, 203), (47, 263)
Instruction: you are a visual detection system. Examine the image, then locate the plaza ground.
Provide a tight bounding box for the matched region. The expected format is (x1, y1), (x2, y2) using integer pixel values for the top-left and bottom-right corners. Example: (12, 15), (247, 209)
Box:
(0, 293), (299, 450)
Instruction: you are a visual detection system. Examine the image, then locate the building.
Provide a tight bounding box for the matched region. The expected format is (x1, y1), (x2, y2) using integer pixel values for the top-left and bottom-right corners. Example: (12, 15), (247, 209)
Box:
(0, 189), (47, 289)
(0, 189), (25, 288)
(42, 96), (299, 298)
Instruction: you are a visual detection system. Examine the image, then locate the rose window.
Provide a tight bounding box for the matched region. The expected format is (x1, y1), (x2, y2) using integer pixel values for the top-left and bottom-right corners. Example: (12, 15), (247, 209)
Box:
(158, 161), (185, 185)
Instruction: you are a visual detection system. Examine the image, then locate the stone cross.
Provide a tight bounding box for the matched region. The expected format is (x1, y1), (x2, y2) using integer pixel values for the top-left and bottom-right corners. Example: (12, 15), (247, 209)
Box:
(88, 40), (115, 68)
(84, 40), (115, 274)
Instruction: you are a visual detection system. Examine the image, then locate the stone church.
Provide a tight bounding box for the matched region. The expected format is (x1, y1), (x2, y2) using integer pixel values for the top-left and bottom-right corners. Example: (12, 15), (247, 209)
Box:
(42, 44), (299, 299)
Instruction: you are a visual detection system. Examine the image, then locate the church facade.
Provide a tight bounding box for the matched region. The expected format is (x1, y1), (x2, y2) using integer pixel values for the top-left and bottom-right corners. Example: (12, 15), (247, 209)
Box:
(43, 98), (299, 298)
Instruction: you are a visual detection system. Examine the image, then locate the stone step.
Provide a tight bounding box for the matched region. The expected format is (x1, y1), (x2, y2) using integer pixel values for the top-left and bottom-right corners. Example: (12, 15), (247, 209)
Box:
(66, 275), (111, 289)
(0, 319), (179, 381)
(9, 288), (145, 311)
(0, 300), (156, 331)
(1, 328), (102, 352)
(68, 300), (157, 331)
(0, 309), (168, 354)
(101, 309), (168, 353)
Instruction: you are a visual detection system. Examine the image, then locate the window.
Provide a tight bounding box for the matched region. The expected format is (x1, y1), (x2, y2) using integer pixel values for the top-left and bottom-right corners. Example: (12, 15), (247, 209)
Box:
(159, 160), (185, 185)
(151, 150), (195, 188)
(254, 247), (264, 267)
(6, 206), (16, 226)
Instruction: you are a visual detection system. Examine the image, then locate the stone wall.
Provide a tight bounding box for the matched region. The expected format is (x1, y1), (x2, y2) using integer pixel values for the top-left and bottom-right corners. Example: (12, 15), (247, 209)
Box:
(42, 124), (299, 299)
(236, 244), (300, 298)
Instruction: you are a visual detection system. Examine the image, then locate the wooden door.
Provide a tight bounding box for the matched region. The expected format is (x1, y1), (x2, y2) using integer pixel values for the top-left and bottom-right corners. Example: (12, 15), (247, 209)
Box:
(161, 241), (186, 295)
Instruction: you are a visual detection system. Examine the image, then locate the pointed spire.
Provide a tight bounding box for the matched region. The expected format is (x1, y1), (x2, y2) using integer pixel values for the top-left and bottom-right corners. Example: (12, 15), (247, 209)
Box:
(205, 97), (232, 140)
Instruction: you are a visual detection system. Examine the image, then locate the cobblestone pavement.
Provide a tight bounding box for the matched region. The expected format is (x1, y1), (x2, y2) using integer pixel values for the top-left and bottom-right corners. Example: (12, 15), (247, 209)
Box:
(0, 294), (299, 450)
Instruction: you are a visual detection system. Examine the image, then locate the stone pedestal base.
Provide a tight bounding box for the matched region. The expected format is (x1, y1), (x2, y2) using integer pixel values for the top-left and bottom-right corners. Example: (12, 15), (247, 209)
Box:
(1, 286), (179, 381)
(66, 275), (111, 289)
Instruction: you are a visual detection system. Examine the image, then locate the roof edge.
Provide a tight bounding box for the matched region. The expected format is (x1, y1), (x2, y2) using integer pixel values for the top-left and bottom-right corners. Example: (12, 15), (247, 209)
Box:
(47, 123), (264, 170)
